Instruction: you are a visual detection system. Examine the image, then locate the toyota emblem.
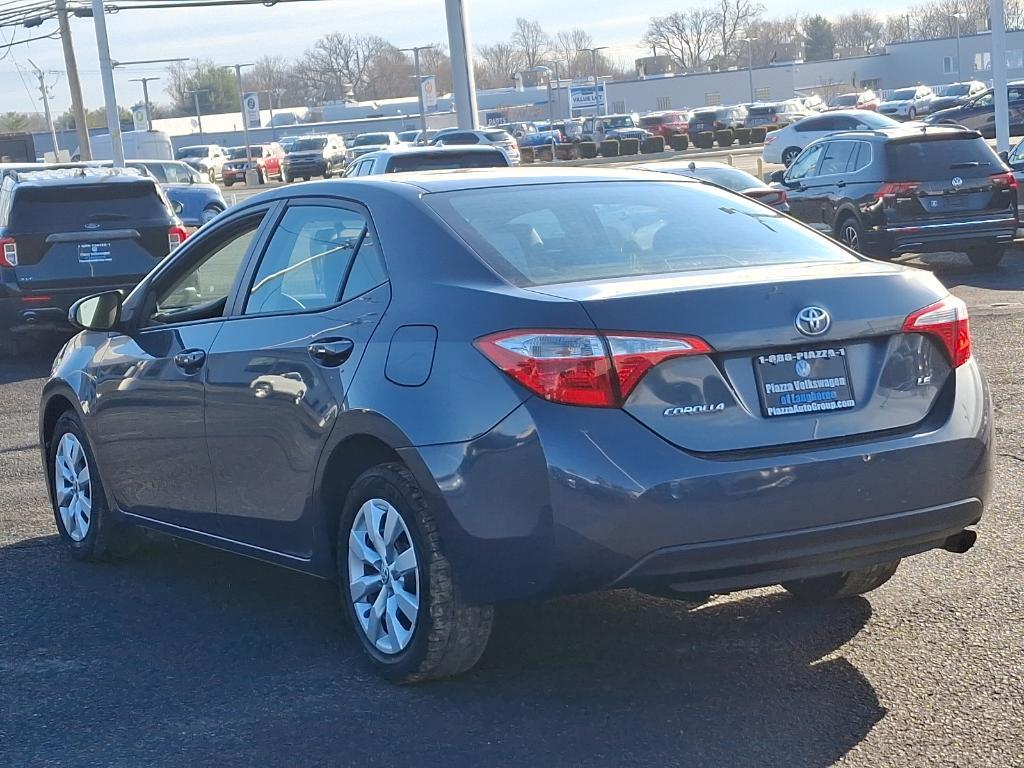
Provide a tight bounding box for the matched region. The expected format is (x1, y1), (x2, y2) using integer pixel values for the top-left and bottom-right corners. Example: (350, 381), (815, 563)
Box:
(795, 306), (831, 336)
(951, 176), (963, 189)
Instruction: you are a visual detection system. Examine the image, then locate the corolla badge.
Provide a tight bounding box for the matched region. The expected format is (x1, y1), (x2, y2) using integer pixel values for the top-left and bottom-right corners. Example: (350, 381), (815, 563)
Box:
(951, 176), (963, 189)
(663, 403), (725, 416)
(795, 306), (831, 337)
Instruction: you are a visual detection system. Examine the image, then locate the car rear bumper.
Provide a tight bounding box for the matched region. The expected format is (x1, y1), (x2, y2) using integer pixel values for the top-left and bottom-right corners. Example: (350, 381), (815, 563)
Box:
(872, 216), (1018, 254)
(407, 360), (991, 604)
(0, 284), (137, 333)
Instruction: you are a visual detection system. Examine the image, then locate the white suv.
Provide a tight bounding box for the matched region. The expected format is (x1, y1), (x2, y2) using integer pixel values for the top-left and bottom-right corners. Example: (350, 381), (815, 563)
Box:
(431, 129), (521, 165)
(878, 85), (935, 120)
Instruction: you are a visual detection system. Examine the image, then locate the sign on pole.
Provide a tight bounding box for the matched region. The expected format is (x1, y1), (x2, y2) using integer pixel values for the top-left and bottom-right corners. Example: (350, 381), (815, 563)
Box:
(132, 105), (148, 131)
(569, 82), (607, 113)
(242, 92), (261, 129)
(421, 76), (439, 113)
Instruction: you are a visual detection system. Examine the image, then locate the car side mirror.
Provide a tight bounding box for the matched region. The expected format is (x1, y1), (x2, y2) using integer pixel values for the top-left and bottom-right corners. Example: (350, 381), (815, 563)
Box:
(768, 169), (787, 184)
(70, 291), (123, 331)
(998, 150), (1010, 164)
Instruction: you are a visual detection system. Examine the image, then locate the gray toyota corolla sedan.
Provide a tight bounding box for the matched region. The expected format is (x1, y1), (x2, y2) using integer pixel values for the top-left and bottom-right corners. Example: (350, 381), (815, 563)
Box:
(40, 169), (992, 682)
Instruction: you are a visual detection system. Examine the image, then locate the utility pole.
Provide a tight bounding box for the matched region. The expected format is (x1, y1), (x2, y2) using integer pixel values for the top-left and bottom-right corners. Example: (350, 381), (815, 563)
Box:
(952, 11), (964, 76)
(91, 0), (124, 167)
(187, 89), (209, 139)
(992, 0), (1010, 152)
(226, 63), (254, 167)
(579, 47), (609, 115)
(55, 0), (91, 160)
(741, 37), (758, 103)
(28, 60), (60, 160)
(130, 77), (159, 130)
(401, 45), (435, 140)
(445, 0), (479, 128)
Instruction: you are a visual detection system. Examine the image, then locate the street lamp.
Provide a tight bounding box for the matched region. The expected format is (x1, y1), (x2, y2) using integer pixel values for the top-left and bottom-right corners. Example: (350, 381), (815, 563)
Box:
(951, 11), (965, 76)
(740, 37), (758, 103)
(578, 47), (609, 115)
(400, 45), (436, 142)
(186, 88), (209, 139)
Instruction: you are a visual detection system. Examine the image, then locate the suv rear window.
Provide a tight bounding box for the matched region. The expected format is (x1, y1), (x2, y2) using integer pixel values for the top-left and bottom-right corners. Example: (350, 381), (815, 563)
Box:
(427, 181), (854, 288)
(885, 136), (998, 181)
(386, 151), (507, 173)
(484, 130), (512, 142)
(747, 105), (778, 115)
(11, 182), (169, 231)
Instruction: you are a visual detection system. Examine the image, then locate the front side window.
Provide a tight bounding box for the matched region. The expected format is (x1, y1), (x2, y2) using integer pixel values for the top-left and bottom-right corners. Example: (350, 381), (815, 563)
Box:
(786, 144), (825, 181)
(244, 205), (372, 315)
(153, 217), (262, 321)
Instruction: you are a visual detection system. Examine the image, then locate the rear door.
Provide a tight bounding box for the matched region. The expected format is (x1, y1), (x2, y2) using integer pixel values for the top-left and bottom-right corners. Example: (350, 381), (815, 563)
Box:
(882, 134), (1015, 226)
(202, 198), (390, 556)
(812, 139), (860, 227)
(9, 179), (173, 292)
(782, 143), (827, 227)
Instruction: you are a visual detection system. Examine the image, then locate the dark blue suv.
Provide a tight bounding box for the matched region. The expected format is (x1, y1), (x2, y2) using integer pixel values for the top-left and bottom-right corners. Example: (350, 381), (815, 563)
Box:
(0, 168), (186, 354)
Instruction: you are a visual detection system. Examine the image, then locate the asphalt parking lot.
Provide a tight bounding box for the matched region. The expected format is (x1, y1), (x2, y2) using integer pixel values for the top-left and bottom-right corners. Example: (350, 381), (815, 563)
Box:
(2, 185), (1024, 767)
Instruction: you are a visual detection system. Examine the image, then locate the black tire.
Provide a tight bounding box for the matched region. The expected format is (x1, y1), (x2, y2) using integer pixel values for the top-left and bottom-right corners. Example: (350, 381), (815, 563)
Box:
(281, 168), (291, 184)
(48, 411), (140, 561)
(782, 560), (900, 601)
(223, 180), (234, 188)
(966, 246), (1006, 269)
(200, 205), (223, 226)
(323, 162), (333, 179)
(836, 215), (867, 253)
(782, 146), (801, 166)
(337, 463), (493, 683)
(302, 176), (310, 182)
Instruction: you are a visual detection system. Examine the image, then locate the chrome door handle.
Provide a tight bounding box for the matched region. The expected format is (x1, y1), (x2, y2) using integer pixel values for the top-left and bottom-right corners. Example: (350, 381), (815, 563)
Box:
(173, 349), (206, 373)
(308, 338), (354, 367)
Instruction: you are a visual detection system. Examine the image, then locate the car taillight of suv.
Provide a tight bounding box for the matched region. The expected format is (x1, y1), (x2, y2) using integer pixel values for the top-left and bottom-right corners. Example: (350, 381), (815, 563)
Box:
(168, 225), (189, 251)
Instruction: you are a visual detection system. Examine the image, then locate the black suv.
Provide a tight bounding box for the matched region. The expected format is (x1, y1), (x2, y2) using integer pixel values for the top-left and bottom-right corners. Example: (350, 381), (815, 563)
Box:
(771, 125), (1017, 267)
(0, 168), (186, 352)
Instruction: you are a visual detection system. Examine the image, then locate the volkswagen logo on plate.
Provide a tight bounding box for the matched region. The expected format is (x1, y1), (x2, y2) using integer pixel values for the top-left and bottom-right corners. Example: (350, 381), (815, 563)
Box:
(951, 176), (964, 189)
(795, 359), (812, 378)
(795, 306), (831, 337)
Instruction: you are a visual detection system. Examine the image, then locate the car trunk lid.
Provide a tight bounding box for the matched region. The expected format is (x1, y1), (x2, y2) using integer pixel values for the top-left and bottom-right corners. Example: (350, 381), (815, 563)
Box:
(530, 262), (953, 452)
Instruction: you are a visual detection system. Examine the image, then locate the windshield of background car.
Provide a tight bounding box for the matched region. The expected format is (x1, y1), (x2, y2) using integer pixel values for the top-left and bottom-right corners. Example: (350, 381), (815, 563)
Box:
(354, 134), (389, 146)
(176, 147), (208, 158)
(226, 147), (247, 159)
(885, 136), (998, 181)
(397, 131), (419, 141)
(12, 182), (169, 230)
(603, 116), (634, 129)
(677, 167), (761, 191)
(426, 181), (854, 288)
(387, 151), (508, 173)
(291, 138), (327, 151)
(831, 95), (859, 106)
(746, 105), (778, 115)
(935, 84), (969, 96)
(890, 88), (919, 100)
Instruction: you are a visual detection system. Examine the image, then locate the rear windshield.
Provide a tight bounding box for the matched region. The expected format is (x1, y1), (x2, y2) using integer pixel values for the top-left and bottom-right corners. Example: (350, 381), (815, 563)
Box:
(890, 88), (919, 100)
(354, 134), (389, 146)
(12, 182), (168, 230)
(427, 181), (854, 288)
(484, 130), (512, 142)
(639, 116), (669, 126)
(885, 137), (997, 180)
(935, 84), (970, 97)
(746, 105), (778, 115)
(291, 137), (327, 151)
(386, 151), (508, 173)
(227, 146), (263, 159)
(675, 167), (762, 191)
(831, 95), (859, 106)
(176, 146), (209, 158)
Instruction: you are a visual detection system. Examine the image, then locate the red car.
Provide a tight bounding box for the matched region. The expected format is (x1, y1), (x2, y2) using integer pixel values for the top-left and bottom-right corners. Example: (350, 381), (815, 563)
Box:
(221, 143), (286, 186)
(826, 90), (880, 111)
(639, 110), (690, 137)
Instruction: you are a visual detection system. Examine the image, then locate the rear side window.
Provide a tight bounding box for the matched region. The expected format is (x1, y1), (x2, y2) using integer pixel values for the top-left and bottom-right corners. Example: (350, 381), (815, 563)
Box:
(386, 151), (507, 173)
(885, 137), (998, 181)
(244, 205), (373, 315)
(484, 130), (511, 142)
(818, 141), (858, 176)
(426, 182), (855, 288)
(10, 182), (170, 231)
(850, 141), (872, 172)
(795, 116), (831, 132)
(440, 133), (478, 145)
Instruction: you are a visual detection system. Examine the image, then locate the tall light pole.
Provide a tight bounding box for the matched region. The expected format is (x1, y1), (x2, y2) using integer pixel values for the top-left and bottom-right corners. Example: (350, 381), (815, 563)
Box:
(225, 63), (255, 167)
(445, 0), (479, 128)
(90, 0), (124, 167)
(400, 45), (435, 141)
(187, 89), (209, 140)
(952, 11), (964, 77)
(129, 77), (159, 130)
(578, 47), (609, 114)
(992, 0), (1010, 152)
(741, 37), (758, 102)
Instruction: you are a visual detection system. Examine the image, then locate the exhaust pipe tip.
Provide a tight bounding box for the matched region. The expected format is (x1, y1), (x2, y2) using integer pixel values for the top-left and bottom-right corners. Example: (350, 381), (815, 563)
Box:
(942, 529), (977, 554)
(22, 312), (37, 325)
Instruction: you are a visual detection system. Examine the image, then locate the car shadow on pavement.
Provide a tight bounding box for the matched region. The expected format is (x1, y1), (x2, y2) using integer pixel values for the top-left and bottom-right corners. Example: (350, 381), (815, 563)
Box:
(0, 334), (67, 385)
(904, 246), (1024, 293)
(1, 533), (881, 768)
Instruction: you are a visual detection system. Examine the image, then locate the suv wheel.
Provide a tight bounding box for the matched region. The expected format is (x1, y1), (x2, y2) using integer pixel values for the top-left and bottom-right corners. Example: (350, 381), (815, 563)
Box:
(782, 560), (900, 601)
(837, 215), (866, 252)
(338, 463), (493, 683)
(781, 146), (801, 166)
(49, 412), (140, 561)
(907, 107), (916, 120)
(966, 246), (1006, 269)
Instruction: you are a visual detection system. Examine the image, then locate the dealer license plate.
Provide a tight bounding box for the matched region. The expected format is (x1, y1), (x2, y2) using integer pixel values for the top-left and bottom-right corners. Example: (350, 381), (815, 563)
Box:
(754, 347), (856, 418)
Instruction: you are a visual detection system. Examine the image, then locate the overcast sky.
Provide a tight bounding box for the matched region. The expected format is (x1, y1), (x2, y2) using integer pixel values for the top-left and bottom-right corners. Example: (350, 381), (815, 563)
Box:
(2, 0), (915, 115)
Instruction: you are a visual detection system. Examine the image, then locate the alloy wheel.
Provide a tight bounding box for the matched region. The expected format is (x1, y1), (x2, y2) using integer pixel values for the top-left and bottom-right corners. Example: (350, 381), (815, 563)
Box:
(347, 498), (420, 655)
(841, 223), (860, 249)
(54, 433), (92, 542)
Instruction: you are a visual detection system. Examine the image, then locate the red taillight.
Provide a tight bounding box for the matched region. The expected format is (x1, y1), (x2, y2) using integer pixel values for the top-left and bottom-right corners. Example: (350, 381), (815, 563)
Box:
(772, 114), (779, 123)
(474, 329), (713, 407)
(0, 236), (16, 267)
(991, 171), (1018, 191)
(902, 295), (971, 368)
(168, 225), (188, 252)
(875, 182), (920, 202)
(747, 189), (787, 207)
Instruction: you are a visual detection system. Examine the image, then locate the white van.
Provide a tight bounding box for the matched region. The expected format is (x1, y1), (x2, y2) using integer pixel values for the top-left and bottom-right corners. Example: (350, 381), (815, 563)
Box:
(78, 130), (174, 161)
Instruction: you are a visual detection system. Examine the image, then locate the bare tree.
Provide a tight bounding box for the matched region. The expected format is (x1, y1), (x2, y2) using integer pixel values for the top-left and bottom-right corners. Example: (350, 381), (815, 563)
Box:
(832, 11), (885, 52)
(511, 17), (551, 68)
(301, 33), (396, 101)
(554, 28), (593, 77)
(417, 45), (453, 95)
(744, 15), (801, 66)
(642, 9), (719, 71)
(475, 41), (526, 89)
(715, 0), (764, 65)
